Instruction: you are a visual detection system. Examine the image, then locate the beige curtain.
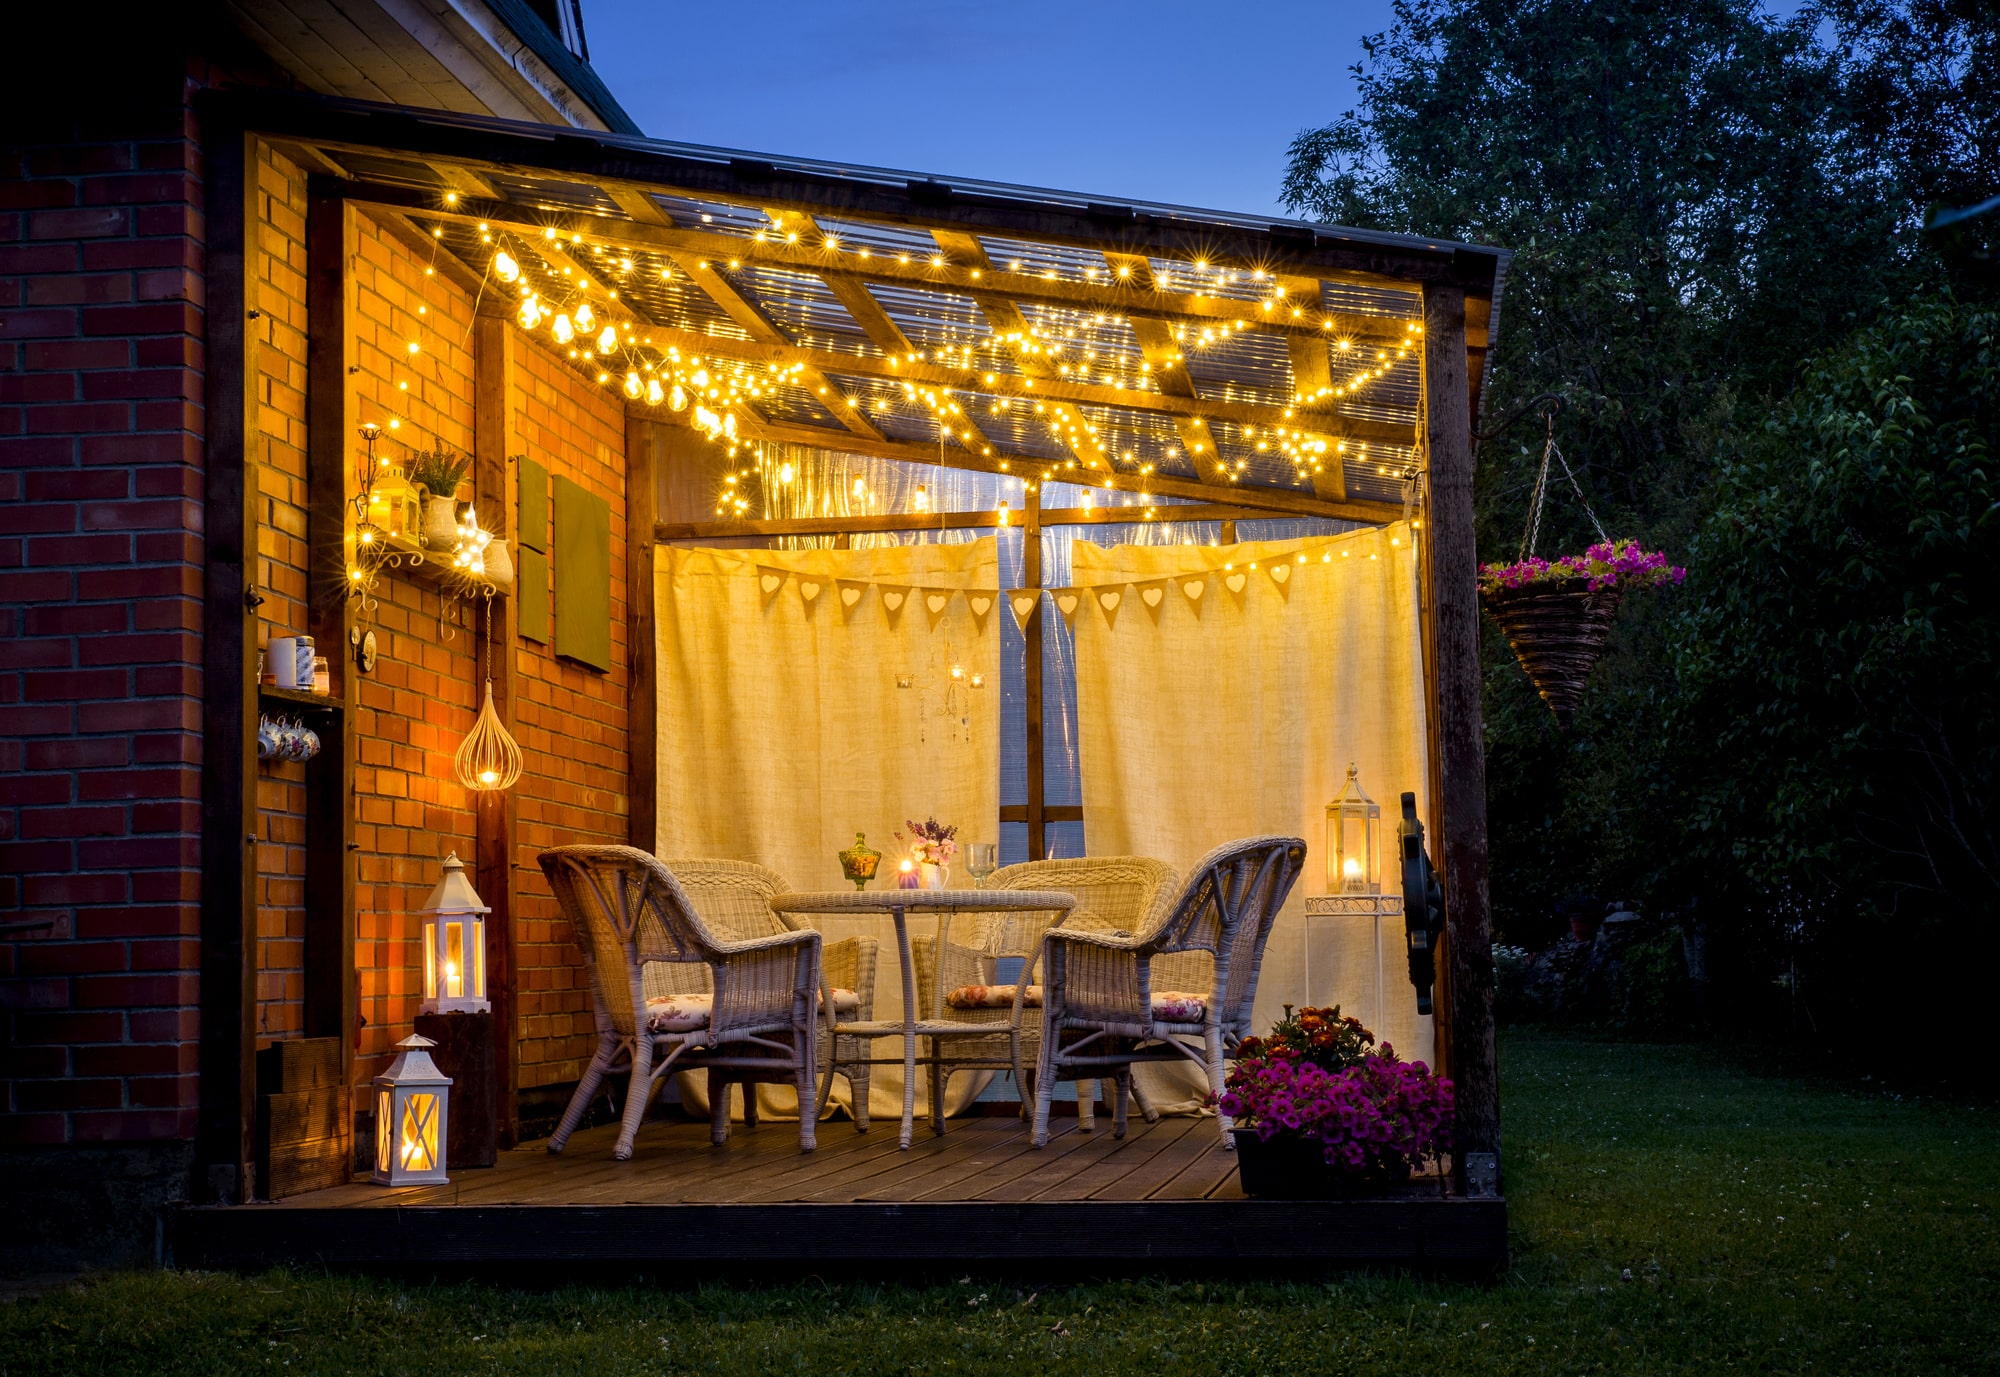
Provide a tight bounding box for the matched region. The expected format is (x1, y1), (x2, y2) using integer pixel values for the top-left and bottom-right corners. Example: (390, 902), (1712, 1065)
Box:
(655, 539), (1001, 1122)
(1070, 521), (1435, 1103)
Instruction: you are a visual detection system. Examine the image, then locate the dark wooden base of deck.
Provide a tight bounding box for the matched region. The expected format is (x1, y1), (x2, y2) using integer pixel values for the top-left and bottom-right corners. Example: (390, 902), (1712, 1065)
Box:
(171, 1115), (1506, 1272)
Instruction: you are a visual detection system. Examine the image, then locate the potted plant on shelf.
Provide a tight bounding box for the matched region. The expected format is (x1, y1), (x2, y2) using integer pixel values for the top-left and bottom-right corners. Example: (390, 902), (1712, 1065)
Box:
(1220, 1005), (1453, 1198)
(1479, 538), (1684, 726)
(407, 448), (472, 550)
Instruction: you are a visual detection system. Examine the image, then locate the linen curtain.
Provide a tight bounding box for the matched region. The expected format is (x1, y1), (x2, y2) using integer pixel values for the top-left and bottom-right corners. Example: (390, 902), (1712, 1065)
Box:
(655, 538), (1002, 1122)
(1069, 521), (1435, 1104)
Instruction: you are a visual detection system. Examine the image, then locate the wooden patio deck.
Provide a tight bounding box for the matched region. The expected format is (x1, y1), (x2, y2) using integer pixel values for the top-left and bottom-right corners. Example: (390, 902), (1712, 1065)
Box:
(170, 1113), (1507, 1271)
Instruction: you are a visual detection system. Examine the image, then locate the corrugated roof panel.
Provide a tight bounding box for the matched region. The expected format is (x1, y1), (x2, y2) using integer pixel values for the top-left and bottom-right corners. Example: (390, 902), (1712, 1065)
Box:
(485, 173), (621, 216)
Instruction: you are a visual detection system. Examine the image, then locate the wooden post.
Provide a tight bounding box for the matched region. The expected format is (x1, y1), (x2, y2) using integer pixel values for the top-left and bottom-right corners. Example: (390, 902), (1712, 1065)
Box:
(197, 128), (260, 1205)
(1022, 486), (1046, 861)
(302, 193), (357, 1170)
(626, 414), (658, 854)
(1422, 283), (1498, 1191)
(473, 316), (520, 1147)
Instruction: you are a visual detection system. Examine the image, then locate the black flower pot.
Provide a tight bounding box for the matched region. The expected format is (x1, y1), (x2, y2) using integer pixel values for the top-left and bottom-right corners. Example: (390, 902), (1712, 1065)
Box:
(1231, 1130), (1412, 1199)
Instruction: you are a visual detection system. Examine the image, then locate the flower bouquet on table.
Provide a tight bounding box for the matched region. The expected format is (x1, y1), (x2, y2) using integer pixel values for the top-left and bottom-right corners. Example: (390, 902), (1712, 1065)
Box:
(897, 817), (958, 890)
(1219, 1005), (1454, 1198)
(1478, 538), (1685, 726)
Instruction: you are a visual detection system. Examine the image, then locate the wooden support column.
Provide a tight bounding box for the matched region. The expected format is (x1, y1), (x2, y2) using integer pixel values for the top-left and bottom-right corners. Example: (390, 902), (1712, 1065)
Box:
(302, 194), (357, 1130)
(1422, 284), (1498, 1191)
(1022, 487), (1047, 861)
(473, 316), (520, 1148)
(197, 127), (260, 1205)
(627, 414), (659, 854)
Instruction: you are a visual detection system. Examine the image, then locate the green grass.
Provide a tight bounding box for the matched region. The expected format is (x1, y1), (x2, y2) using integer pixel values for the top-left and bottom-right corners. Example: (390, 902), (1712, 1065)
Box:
(5, 1030), (1996, 1374)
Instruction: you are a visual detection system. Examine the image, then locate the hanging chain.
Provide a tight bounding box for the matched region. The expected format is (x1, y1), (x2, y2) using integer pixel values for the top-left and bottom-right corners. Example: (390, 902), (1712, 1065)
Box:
(1518, 407), (1609, 561)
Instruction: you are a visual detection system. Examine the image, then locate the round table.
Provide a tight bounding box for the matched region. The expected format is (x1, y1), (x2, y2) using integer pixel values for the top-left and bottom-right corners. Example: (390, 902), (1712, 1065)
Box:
(769, 889), (1076, 1148)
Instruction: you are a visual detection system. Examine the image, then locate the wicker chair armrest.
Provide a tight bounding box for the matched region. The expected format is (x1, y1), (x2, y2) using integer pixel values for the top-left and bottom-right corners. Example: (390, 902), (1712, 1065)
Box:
(821, 934), (879, 1019)
(1042, 927), (1141, 955)
(704, 928), (821, 959)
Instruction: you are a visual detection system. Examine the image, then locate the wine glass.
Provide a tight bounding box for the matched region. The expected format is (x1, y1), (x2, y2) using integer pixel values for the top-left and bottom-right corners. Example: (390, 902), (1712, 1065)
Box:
(964, 842), (998, 889)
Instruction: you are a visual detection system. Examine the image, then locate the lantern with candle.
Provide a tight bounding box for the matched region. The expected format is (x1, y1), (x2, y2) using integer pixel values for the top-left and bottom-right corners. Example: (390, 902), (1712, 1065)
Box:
(420, 851), (490, 1014)
(1324, 762), (1381, 895)
(371, 1033), (452, 1186)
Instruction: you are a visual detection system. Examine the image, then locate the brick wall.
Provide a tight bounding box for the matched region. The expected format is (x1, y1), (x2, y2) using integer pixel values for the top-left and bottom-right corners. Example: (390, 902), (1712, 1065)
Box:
(252, 144), (311, 1046)
(0, 86), (208, 1148)
(508, 338), (629, 1093)
(346, 210), (480, 1109)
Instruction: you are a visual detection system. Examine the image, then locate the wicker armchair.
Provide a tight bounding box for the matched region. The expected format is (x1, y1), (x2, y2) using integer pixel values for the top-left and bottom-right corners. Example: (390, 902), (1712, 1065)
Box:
(986, 856), (1178, 1129)
(661, 858), (880, 1131)
(1030, 836), (1306, 1149)
(538, 845), (822, 1159)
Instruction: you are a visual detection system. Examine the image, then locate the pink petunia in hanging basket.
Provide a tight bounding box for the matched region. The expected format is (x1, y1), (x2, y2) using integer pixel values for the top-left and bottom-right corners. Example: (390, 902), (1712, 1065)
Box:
(1479, 539), (1685, 726)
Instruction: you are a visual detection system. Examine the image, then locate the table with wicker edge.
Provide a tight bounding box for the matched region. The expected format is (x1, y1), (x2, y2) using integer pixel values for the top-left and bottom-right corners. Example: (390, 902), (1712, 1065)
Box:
(768, 889), (1076, 1149)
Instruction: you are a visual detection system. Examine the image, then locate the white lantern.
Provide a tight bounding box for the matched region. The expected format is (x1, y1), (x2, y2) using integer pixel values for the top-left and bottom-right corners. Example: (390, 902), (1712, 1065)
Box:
(420, 851), (490, 1014)
(372, 1033), (451, 1186)
(1324, 761), (1381, 894)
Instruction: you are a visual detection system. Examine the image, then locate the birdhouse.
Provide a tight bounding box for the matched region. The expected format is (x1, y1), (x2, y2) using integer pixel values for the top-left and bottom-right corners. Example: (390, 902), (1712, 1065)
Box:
(420, 851), (490, 1014)
(1325, 762), (1381, 895)
(371, 1033), (451, 1186)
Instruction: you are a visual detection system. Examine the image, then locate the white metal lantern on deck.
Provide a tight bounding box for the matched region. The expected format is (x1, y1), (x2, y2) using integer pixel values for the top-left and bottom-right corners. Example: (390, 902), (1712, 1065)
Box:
(1325, 762), (1382, 894)
(371, 1033), (451, 1186)
(420, 851), (490, 1014)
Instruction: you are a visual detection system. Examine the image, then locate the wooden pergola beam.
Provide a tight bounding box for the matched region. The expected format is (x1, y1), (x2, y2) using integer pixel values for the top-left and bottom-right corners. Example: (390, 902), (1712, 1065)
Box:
(655, 501), (1302, 541)
(720, 410), (1403, 524)
(580, 311), (1414, 448)
(346, 191), (1436, 347)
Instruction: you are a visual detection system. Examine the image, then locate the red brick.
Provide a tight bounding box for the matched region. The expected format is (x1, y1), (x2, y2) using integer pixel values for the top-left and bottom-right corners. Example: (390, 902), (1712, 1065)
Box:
(28, 533), (131, 565)
(0, 840), (73, 870)
(2, 1046), (68, 1079)
(0, 373), (78, 403)
(21, 604), (128, 638)
(72, 1109), (192, 1141)
(80, 433), (198, 467)
(21, 805), (123, 838)
(128, 871), (200, 904)
(125, 1076), (196, 1109)
(0, 437), (79, 466)
(0, 703), (73, 734)
(0, 502), (77, 534)
(24, 735), (127, 768)
(74, 1044), (184, 1077)
(129, 1008), (198, 1041)
(0, 244), (78, 273)
(25, 145), (133, 177)
(134, 467), (199, 500)
(14, 1011), (125, 1044)
(24, 670), (128, 703)
(132, 666), (199, 698)
(0, 636), (69, 668)
(24, 339), (130, 370)
(131, 731), (196, 764)
(82, 836), (193, 869)
(7, 775), (74, 805)
(0, 1115), (69, 1147)
(83, 174), (194, 206)
(77, 569), (198, 603)
(128, 938), (199, 971)
(24, 872), (127, 906)
(78, 631), (194, 667)
(25, 403), (133, 435)
(135, 206), (200, 239)
(0, 570), (71, 602)
(74, 974), (188, 1008)
(0, 978), (69, 1010)
(81, 302), (199, 337)
(24, 468), (127, 502)
(130, 801), (199, 833)
(18, 941), (127, 976)
(77, 499), (188, 530)
(0, 307), (82, 338)
(136, 269), (199, 304)
(28, 207), (129, 240)
(79, 906), (192, 940)
(82, 239), (192, 272)
(133, 400), (200, 432)
(25, 273), (133, 307)
(77, 767), (190, 802)
(133, 335), (201, 369)
(82, 369), (191, 401)
(0, 180), (79, 210)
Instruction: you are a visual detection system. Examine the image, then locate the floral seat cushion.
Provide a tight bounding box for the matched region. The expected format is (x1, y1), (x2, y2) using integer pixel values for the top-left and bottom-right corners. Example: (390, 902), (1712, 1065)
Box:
(945, 983), (1043, 1010)
(644, 987), (859, 1034)
(1151, 991), (1206, 1023)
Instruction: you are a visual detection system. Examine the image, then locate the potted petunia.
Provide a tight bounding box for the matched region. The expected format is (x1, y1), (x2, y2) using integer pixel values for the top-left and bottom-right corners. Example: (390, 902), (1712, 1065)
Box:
(1478, 538), (1684, 726)
(1220, 1005), (1453, 1198)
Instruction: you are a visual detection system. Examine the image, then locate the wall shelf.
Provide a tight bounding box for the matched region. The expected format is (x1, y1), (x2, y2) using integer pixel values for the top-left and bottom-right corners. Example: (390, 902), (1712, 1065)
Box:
(260, 685), (343, 716)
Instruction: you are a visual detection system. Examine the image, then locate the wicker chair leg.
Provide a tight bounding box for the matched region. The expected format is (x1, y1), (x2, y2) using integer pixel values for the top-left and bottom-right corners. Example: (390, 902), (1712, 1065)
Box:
(928, 1059), (946, 1137)
(795, 1058), (819, 1153)
(709, 1072), (732, 1146)
(1031, 1040), (1059, 1148)
(1204, 1028), (1234, 1150)
(742, 1083), (760, 1128)
(549, 1038), (617, 1154)
(613, 1040), (655, 1161)
(849, 1065), (871, 1132)
(1113, 1070), (1132, 1139)
(1131, 1077), (1161, 1124)
(1078, 1078), (1097, 1132)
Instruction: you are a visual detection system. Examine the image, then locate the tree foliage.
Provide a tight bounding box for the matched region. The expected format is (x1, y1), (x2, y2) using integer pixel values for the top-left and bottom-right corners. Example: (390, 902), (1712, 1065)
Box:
(1283, 0), (2000, 1046)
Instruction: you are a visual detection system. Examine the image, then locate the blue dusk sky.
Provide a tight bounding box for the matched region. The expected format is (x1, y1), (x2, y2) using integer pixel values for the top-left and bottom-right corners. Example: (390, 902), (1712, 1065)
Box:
(582, 0), (1403, 220)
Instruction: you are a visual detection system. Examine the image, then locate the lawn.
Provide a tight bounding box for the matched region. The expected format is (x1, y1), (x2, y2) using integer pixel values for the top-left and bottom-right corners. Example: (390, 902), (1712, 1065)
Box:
(4, 1030), (1995, 1375)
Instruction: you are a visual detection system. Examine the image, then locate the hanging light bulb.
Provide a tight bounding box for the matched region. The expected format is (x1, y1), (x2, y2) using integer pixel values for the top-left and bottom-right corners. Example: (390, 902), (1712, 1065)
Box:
(624, 371), (643, 399)
(518, 296), (542, 329)
(646, 377), (665, 406)
(493, 251), (519, 283)
(596, 325), (618, 354)
(456, 680), (523, 792)
(551, 313), (573, 344)
(668, 384), (688, 412)
(574, 302), (595, 333)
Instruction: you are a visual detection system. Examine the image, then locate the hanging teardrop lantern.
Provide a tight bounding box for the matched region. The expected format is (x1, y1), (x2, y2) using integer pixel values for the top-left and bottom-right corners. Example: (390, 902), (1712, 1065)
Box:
(456, 678), (523, 792)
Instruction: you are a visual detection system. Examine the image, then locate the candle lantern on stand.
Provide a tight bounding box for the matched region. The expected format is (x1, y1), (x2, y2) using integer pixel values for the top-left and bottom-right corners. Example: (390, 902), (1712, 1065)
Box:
(413, 852), (498, 1168)
(1324, 762), (1381, 895)
(371, 1034), (451, 1186)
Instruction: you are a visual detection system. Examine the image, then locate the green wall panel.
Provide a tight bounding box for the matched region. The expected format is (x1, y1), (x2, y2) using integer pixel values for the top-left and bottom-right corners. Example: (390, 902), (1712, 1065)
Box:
(517, 545), (550, 645)
(517, 457), (549, 553)
(553, 475), (611, 671)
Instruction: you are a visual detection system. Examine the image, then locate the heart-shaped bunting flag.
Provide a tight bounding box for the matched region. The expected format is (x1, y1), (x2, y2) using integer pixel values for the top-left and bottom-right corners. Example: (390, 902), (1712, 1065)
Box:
(1053, 590), (1081, 627)
(1008, 591), (1039, 630)
(840, 584), (863, 608)
(799, 579), (823, 603)
(759, 572), (782, 595)
(925, 592), (950, 615)
(1271, 562), (1292, 585)
(1225, 572), (1248, 594)
(1140, 583), (1165, 608)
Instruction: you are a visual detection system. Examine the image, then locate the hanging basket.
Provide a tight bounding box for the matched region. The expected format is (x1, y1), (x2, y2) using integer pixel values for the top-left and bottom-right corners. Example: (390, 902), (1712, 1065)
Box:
(1482, 578), (1623, 727)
